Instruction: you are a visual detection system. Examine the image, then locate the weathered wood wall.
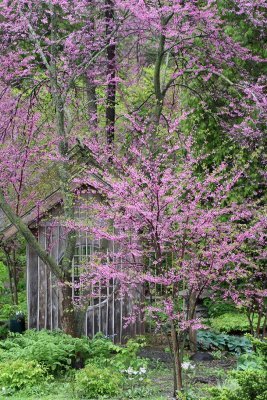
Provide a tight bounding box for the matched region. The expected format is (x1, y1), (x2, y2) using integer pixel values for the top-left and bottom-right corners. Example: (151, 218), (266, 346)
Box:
(27, 219), (145, 341)
(27, 225), (62, 331)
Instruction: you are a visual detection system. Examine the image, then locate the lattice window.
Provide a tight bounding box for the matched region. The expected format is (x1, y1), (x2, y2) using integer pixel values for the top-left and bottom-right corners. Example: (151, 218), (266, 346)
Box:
(72, 235), (101, 302)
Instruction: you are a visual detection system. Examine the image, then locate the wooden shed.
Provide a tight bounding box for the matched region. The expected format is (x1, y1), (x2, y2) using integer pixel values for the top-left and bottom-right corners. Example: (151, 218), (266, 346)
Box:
(1, 175), (145, 342)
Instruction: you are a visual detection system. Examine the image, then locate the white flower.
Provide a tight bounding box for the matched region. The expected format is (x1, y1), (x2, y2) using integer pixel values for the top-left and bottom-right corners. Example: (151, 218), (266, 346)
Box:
(181, 362), (195, 370)
(126, 367), (138, 375)
(139, 367), (147, 374)
(127, 367), (134, 374)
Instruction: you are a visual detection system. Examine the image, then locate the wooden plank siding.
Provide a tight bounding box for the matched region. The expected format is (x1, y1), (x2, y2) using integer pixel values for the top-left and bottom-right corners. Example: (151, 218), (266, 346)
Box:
(27, 240), (39, 329)
(27, 224), (145, 342)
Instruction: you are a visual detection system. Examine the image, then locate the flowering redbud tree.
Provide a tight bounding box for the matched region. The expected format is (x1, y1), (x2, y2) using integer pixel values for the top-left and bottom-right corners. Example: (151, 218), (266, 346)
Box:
(75, 133), (264, 394)
(222, 213), (267, 338)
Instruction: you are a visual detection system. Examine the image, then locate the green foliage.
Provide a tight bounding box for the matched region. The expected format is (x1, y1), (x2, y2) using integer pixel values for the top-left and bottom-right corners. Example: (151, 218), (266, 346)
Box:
(0, 359), (49, 395)
(197, 330), (252, 354)
(208, 338), (267, 400)
(123, 386), (153, 399)
(0, 330), (91, 374)
(75, 364), (123, 398)
(247, 335), (267, 363)
(0, 324), (8, 339)
(87, 334), (148, 371)
(209, 370), (267, 400)
(0, 237), (27, 322)
(86, 332), (123, 361)
(209, 312), (263, 333)
(237, 352), (264, 371)
(0, 261), (9, 293)
(110, 337), (148, 371)
(211, 350), (223, 360)
(0, 303), (27, 319)
(0, 328), (150, 400)
(79, 335), (149, 398)
(208, 386), (244, 400)
(0, 332), (151, 398)
(203, 299), (237, 318)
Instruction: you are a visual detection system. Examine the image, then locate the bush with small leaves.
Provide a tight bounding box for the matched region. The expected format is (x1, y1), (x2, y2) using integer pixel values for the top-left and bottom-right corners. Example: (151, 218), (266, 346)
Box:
(247, 335), (267, 363)
(208, 387), (244, 400)
(0, 359), (49, 394)
(75, 364), (123, 398)
(231, 370), (267, 400)
(208, 370), (267, 400)
(209, 313), (264, 333)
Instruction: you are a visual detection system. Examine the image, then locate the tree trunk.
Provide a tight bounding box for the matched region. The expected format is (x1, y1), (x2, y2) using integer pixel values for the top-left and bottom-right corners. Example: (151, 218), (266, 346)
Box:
(61, 283), (77, 337)
(153, 33), (165, 127)
(105, 0), (116, 144)
(7, 264), (15, 305)
(256, 314), (262, 338)
(247, 312), (255, 336)
(170, 320), (183, 397)
(12, 249), (19, 305)
(188, 291), (197, 352)
(262, 315), (266, 339)
(85, 75), (98, 129)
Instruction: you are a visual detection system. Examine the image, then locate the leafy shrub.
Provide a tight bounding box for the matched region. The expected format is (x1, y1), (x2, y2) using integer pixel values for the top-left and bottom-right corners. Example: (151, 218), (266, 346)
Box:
(209, 370), (267, 400)
(197, 330), (252, 354)
(87, 334), (148, 371)
(0, 329), (91, 374)
(237, 352), (264, 370)
(209, 312), (264, 333)
(0, 324), (8, 339)
(232, 370), (267, 399)
(208, 387), (245, 400)
(0, 298), (27, 320)
(110, 338), (148, 371)
(203, 299), (237, 318)
(247, 335), (267, 363)
(0, 359), (48, 394)
(86, 332), (122, 360)
(75, 364), (123, 398)
(0, 329), (149, 384)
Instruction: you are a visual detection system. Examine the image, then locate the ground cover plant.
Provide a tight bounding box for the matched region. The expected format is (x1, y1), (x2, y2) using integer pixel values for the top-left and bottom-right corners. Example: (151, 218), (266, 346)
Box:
(197, 330), (252, 354)
(0, 330), (92, 374)
(0, 330), (152, 398)
(0, 360), (48, 396)
(0, 330), (266, 399)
